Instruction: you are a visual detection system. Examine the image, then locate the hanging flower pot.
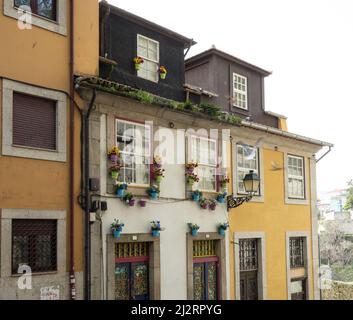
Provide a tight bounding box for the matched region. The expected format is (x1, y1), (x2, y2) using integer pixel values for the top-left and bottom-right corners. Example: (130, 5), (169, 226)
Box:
(108, 146), (120, 162)
(111, 171), (119, 180)
(191, 190), (202, 202)
(160, 73), (166, 80)
(111, 219), (124, 238)
(116, 188), (125, 198)
(218, 227), (226, 237)
(128, 199), (136, 207)
(110, 154), (119, 163)
(150, 191), (158, 200)
(133, 56), (144, 71)
(152, 230), (160, 237)
(135, 64), (141, 71)
(113, 229), (121, 238)
(216, 192), (227, 204)
(159, 66), (167, 80)
(148, 185), (160, 200)
(155, 176), (163, 184)
(191, 229), (198, 237)
(139, 200), (147, 208)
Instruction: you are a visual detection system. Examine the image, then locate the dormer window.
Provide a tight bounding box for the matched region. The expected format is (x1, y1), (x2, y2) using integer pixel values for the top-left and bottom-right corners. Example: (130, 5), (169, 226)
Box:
(232, 73), (248, 110)
(137, 34), (159, 83)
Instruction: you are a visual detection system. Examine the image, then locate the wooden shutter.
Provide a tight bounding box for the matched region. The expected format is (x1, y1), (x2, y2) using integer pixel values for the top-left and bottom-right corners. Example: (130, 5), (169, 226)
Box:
(13, 92), (57, 150)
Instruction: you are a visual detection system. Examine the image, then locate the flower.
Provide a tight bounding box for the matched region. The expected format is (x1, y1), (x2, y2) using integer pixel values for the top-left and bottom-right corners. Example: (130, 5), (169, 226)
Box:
(110, 164), (122, 172)
(117, 182), (128, 190)
(108, 146), (120, 156)
(133, 56), (144, 64)
(148, 185), (160, 194)
(111, 219), (124, 230)
(188, 223), (200, 230)
(150, 220), (165, 231)
(219, 222), (230, 230)
(186, 162), (198, 170)
(159, 66), (167, 74)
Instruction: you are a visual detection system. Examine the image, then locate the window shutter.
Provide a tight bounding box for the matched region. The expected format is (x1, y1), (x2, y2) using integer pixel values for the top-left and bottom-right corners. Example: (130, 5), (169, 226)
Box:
(13, 92), (57, 150)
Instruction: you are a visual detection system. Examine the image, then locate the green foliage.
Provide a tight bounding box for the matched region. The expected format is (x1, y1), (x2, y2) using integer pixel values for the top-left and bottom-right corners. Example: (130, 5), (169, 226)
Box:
(199, 102), (221, 117)
(344, 180), (353, 211)
(331, 264), (353, 282)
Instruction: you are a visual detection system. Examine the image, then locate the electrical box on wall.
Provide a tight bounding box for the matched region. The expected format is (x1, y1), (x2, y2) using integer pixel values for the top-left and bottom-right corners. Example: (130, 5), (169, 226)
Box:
(89, 212), (96, 223)
(89, 178), (100, 192)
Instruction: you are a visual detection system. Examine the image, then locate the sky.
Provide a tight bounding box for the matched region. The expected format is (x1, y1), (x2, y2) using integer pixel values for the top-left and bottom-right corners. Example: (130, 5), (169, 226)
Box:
(108, 0), (353, 197)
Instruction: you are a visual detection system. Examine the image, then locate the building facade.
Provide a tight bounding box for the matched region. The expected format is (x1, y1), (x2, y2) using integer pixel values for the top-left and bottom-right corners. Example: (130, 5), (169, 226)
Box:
(0, 0), (99, 299)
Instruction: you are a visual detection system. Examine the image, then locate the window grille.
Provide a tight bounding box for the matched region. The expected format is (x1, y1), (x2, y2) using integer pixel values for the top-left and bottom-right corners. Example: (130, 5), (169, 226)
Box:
(290, 237), (305, 268)
(193, 240), (216, 258)
(239, 239), (258, 271)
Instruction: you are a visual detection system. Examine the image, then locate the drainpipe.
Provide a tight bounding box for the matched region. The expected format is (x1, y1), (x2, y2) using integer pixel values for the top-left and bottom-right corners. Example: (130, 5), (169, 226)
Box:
(316, 146), (332, 163)
(84, 89), (97, 300)
(69, 0), (76, 300)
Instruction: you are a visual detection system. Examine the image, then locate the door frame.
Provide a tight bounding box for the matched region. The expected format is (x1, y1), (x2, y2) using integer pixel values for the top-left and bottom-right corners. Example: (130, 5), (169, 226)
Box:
(107, 233), (161, 300)
(234, 232), (267, 300)
(285, 231), (311, 300)
(186, 233), (227, 300)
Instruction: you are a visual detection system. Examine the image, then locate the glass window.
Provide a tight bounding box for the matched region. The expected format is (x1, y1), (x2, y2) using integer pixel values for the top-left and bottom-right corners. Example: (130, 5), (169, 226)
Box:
(287, 155), (305, 199)
(116, 119), (151, 186)
(137, 35), (159, 82)
(236, 144), (259, 194)
(233, 73), (248, 110)
(189, 136), (217, 192)
(12, 219), (57, 274)
(289, 237), (305, 269)
(15, 0), (57, 21)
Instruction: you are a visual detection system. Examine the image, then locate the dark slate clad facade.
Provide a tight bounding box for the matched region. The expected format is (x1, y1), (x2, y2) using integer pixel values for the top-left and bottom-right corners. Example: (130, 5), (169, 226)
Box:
(100, 3), (194, 102)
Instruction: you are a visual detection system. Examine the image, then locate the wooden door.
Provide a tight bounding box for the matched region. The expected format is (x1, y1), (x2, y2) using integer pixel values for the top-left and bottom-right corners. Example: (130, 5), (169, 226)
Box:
(193, 259), (219, 300)
(239, 239), (259, 300)
(291, 278), (307, 300)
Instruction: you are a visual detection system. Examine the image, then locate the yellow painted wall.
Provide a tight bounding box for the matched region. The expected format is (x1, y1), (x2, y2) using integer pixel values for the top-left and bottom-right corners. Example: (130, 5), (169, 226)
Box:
(0, 0), (99, 274)
(228, 148), (314, 300)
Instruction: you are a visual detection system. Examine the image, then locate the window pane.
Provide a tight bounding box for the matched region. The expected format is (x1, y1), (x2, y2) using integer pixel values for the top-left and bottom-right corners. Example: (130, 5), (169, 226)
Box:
(36, 0), (56, 20)
(196, 166), (216, 191)
(15, 0), (31, 7)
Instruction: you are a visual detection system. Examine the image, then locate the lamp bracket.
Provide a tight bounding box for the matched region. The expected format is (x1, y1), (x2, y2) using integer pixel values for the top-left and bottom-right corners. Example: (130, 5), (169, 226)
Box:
(227, 194), (253, 211)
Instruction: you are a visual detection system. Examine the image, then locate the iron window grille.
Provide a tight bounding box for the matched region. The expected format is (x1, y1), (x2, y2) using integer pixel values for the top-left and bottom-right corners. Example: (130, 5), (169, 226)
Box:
(12, 219), (57, 274)
(290, 237), (305, 269)
(239, 239), (258, 271)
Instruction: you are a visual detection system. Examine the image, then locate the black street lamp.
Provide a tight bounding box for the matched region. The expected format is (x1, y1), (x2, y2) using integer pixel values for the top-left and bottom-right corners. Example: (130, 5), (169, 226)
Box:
(227, 170), (260, 211)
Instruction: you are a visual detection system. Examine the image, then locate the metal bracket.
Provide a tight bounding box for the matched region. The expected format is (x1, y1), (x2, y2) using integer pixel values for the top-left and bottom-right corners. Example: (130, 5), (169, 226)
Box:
(227, 194), (253, 211)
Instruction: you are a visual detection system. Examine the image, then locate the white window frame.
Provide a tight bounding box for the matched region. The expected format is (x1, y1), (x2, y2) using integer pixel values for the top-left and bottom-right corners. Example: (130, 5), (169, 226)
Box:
(188, 135), (217, 193)
(3, 0), (67, 36)
(1, 79), (67, 162)
(235, 144), (260, 195)
(115, 118), (151, 187)
(287, 155), (305, 200)
(232, 73), (248, 110)
(137, 34), (160, 83)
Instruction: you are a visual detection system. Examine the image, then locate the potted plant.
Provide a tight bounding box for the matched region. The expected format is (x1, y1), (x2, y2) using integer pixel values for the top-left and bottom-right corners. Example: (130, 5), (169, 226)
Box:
(153, 156), (165, 184)
(185, 162), (198, 174)
(185, 162), (199, 186)
(116, 182), (128, 198)
(150, 221), (165, 237)
(191, 190), (202, 202)
(139, 199), (147, 208)
(111, 219), (124, 238)
(216, 192), (227, 204)
(219, 176), (230, 190)
(209, 199), (217, 211)
(199, 198), (208, 210)
(123, 192), (135, 206)
(159, 66), (167, 79)
(218, 222), (229, 236)
(188, 223), (200, 237)
(133, 56), (144, 70)
(110, 164), (121, 180)
(147, 185), (160, 200)
(108, 146), (120, 163)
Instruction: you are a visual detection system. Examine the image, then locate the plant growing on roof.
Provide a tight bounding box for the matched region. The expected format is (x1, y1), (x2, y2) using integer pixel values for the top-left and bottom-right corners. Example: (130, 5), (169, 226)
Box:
(153, 156), (165, 183)
(159, 66), (167, 79)
(133, 56), (144, 70)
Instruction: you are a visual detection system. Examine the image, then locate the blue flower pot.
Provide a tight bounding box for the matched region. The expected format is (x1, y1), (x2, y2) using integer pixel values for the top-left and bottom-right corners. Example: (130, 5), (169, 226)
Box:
(191, 229), (198, 237)
(218, 228), (226, 236)
(117, 188), (125, 198)
(152, 230), (160, 237)
(192, 193), (200, 202)
(113, 230), (121, 238)
(217, 196), (226, 204)
(150, 191), (158, 200)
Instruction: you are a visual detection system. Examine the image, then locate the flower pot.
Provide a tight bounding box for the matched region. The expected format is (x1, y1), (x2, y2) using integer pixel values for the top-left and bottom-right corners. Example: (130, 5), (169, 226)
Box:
(128, 199), (136, 207)
(217, 196), (225, 204)
(218, 228), (226, 236)
(155, 176), (162, 184)
(209, 205), (216, 211)
(111, 171), (119, 180)
(135, 64), (141, 71)
(139, 200), (147, 208)
(152, 230), (160, 237)
(160, 73), (166, 80)
(200, 204), (208, 210)
(150, 191), (159, 200)
(110, 154), (118, 163)
(187, 179), (195, 186)
(116, 188), (125, 198)
(191, 229), (198, 237)
(192, 193), (200, 202)
(113, 230), (121, 238)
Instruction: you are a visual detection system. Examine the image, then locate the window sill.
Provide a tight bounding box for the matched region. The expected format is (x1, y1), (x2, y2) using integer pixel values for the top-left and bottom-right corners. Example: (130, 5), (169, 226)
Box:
(285, 197), (309, 205)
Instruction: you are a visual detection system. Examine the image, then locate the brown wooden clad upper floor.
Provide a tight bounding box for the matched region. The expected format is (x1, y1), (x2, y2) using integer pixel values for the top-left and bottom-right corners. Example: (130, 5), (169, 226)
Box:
(185, 48), (280, 128)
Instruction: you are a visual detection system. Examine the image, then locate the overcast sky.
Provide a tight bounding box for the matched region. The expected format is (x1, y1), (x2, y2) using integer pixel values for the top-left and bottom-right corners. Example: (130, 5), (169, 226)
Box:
(108, 0), (353, 197)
